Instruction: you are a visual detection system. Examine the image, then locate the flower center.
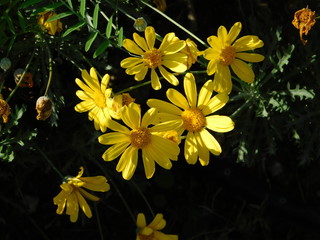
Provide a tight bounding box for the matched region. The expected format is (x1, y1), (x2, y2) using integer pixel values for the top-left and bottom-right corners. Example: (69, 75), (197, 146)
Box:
(138, 232), (154, 240)
(143, 49), (162, 69)
(219, 45), (236, 65)
(93, 91), (106, 108)
(130, 128), (151, 148)
(181, 108), (206, 132)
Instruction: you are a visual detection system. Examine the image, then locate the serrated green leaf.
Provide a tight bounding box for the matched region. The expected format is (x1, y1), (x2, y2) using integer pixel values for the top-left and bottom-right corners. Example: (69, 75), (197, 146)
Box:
(62, 21), (85, 37)
(106, 15), (113, 38)
(93, 4), (99, 28)
(93, 40), (109, 58)
(19, 0), (43, 9)
(117, 27), (123, 47)
(31, 2), (64, 15)
(85, 32), (98, 52)
(45, 11), (73, 22)
(80, 0), (86, 17)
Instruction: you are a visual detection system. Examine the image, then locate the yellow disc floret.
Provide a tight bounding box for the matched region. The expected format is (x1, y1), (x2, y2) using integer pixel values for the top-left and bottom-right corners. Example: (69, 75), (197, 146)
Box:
(130, 128), (152, 148)
(181, 108), (206, 132)
(143, 49), (163, 69)
(93, 91), (107, 108)
(219, 45), (236, 65)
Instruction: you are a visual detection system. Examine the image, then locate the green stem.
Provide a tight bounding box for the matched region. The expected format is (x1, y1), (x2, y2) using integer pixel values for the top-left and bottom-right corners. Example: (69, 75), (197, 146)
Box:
(139, 0), (207, 47)
(44, 45), (52, 96)
(114, 80), (151, 95)
(6, 48), (36, 103)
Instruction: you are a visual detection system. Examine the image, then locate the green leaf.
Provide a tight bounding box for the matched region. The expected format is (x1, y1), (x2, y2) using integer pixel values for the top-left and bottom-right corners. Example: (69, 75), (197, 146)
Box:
(19, 0), (43, 9)
(45, 11), (73, 22)
(62, 21), (85, 37)
(31, 2), (64, 15)
(93, 4), (99, 28)
(117, 27), (123, 47)
(17, 10), (26, 31)
(106, 15), (113, 38)
(80, 0), (86, 17)
(66, 0), (73, 9)
(85, 32), (98, 52)
(93, 40), (109, 58)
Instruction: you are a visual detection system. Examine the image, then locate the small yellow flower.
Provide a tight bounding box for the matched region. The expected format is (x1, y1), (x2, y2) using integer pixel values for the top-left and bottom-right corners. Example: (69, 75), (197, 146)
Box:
(75, 68), (112, 132)
(292, 7), (316, 45)
(107, 93), (135, 120)
(53, 167), (110, 223)
(148, 73), (234, 166)
(38, 11), (63, 35)
(98, 103), (180, 180)
(203, 22), (264, 94)
(120, 26), (187, 90)
(0, 99), (10, 123)
(136, 213), (178, 240)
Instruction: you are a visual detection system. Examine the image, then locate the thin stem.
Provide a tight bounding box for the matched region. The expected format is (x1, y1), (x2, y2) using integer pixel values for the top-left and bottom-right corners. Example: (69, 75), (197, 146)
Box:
(94, 203), (105, 240)
(37, 147), (64, 180)
(131, 181), (155, 217)
(114, 80), (151, 95)
(140, 0), (207, 47)
(44, 45), (53, 96)
(6, 48), (36, 103)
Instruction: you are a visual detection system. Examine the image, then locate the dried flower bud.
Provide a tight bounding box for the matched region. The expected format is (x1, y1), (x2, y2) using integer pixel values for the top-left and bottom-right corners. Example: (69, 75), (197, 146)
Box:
(0, 99), (10, 123)
(36, 96), (52, 120)
(153, 0), (167, 12)
(134, 17), (148, 32)
(0, 57), (11, 71)
(14, 68), (33, 88)
(292, 7), (316, 45)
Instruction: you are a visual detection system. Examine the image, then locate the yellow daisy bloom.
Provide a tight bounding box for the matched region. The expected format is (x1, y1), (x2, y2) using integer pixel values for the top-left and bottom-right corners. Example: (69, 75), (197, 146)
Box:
(203, 22), (264, 94)
(120, 26), (187, 90)
(136, 213), (178, 240)
(147, 73), (234, 166)
(38, 11), (63, 36)
(75, 68), (112, 132)
(53, 166), (110, 223)
(98, 103), (180, 180)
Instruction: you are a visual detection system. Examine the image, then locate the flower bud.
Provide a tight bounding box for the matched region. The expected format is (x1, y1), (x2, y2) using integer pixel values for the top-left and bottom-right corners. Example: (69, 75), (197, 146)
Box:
(0, 57), (11, 71)
(0, 99), (10, 123)
(36, 96), (52, 120)
(134, 17), (148, 32)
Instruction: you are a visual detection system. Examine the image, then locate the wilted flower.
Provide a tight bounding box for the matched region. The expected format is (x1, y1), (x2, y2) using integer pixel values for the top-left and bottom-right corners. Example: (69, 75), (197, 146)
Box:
(292, 7), (316, 45)
(134, 17), (148, 32)
(0, 57), (11, 71)
(14, 68), (33, 88)
(53, 167), (110, 223)
(38, 11), (63, 35)
(0, 99), (10, 123)
(107, 93), (135, 120)
(136, 213), (178, 240)
(36, 96), (52, 120)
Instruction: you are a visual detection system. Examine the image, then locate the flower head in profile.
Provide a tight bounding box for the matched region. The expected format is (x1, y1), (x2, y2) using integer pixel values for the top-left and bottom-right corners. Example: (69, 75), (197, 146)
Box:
(53, 167), (110, 223)
(136, 213), (178, 240)
(0, 98), (10, 123)
(120, 26), (187, 90)
(75, 68), (112, 132)
(98, 103), (180, 180)
(38, 11), (63, 35)
(107, 93), (135, 120)
(148, 73), (234, 166)
(180, 38), (200, 70)
(203, 22), (264, 94)
(292, 7), (316, 45)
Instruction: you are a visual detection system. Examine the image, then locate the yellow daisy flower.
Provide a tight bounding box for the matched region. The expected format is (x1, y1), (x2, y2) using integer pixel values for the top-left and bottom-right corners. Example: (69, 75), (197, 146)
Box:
(203, 22), (264, 94)
(75, 68), (112, 132)
(120, 26), (187, 90)
(147, 73), (234, 166)
(38, 11), (63, 36)
(136, 213), (178, 240)
(53, 166), (110, 223)
(98, 103), (180, 180)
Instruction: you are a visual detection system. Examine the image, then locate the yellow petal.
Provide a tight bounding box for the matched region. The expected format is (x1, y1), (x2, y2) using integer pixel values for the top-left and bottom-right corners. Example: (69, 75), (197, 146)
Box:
(236, 53), (265, 62)
(144, 143), (172, 169)
(121, 103), (141, 129)
(206, 59), (219, 76)
(75, 78), (94, 93)
(151, 119), (184, 133)
(184, 73), (197, 108)
(53, 190), (68, 214)
(233, 35), (264, 52)
(151, 69), (161, 90)
(150, 134), (180, 160)
(133, 32), (148, 51)
(206, 35), (222, 50)
(212, 64), (232, 94)
(81, 69), (100, 91)
(105, 119), (130, 133)
(74, 101), (95, 113)
(199, 129), (221, 155)
(197, 80), (214, 110)
(141, 150), (156, 179)
(203, 48), (219, 61)
(126, 63), (146, 75)
(75, 190), (92, 218)
(227, 22), (242, 44)
(217, 25), (227, 44)
(147, 99), (182, 115)
(81, 177), (110, 192)
(137, 213), (147, 228)
(101, 142), (130, 161)
(158, 66), (179, 86)
(231, 59), (255, 83)
(195, 132), (210, 166)
(202, 92), (229, 116)
(98, 132), (129, 145)
(135, 65), (149, 81)
(161, 40), (186, 54)
(149, 213), (166, 230)
(184, 131), (198, 164)
(141, 107), (157, 127)
(66, 193), (79, 222)
(166, 88), (189, 110)
(78, 188), (100, 201)
(145, 26), (156, 50)
(117, 146), (138, 180)
(162, 58), (187, 72)
(120, 57), (143, 68)
(123, 38), (145, 55)
(206, 115), (235, 133)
